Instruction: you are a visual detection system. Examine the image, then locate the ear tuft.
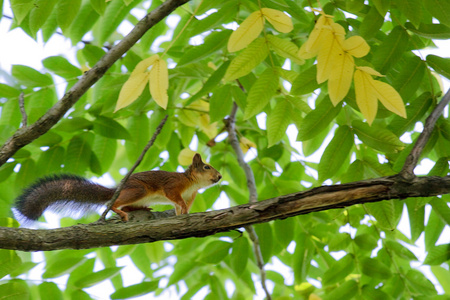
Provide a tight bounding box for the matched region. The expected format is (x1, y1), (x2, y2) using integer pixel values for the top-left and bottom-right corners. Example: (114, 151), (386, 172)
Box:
(192, 153), (203, 165)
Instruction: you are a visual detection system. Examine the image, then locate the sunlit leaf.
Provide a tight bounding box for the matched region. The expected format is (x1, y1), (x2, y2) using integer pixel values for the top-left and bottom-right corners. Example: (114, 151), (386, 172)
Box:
(228, 10), (264, 52)
(371, 80), (406, 118)
(149, 57), (169, 109)
(225, 38), (269, 81)
(328, 51), (354, 105)
(115, 55), (158, 112)
(343, 36), (370, 57)
(261, 8), (293, 33)
(354, 69), (378, 125)
(244, 67), (279, 120)
(317, 22), (346, 83)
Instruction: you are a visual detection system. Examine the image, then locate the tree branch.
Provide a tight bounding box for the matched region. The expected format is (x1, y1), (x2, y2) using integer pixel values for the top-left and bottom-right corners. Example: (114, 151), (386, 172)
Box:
(400, 88), (450, 178)
(98, 115), (169, 222)
(1, 175), (449, 251)
(225, 102), (270, 300)
(0, 0), (190, 167)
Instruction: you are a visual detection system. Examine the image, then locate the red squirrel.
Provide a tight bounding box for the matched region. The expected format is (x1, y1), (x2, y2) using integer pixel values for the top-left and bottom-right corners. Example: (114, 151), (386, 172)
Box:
(15, 153), (222, 222)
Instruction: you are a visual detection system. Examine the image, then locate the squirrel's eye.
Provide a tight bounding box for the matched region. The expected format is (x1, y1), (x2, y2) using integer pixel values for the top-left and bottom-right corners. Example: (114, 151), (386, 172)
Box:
(204, 165), (211, 170)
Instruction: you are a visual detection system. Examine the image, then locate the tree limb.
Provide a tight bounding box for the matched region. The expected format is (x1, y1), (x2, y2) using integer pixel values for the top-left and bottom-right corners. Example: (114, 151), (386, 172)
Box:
(0, 0), (190, 167)
(225, 102), (271, 299)
(1, 175), (449, 251)
(400, 88), (450, 178)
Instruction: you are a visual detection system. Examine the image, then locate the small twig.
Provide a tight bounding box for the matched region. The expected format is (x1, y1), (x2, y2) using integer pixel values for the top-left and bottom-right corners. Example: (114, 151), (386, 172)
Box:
(225, 103), (258, 202)
(97, 115), (168, 222)
(225, 102), (271, 300)
(18, 92), (27, 128)
(400, 88), (450, 179)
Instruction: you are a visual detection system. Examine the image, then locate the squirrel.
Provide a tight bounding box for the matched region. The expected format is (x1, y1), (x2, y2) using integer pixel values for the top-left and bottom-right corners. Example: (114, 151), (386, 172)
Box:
(14, 153), (222, 222)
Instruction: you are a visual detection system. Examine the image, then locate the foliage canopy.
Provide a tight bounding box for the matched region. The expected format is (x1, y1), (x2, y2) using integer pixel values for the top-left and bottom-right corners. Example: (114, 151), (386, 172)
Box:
(1, 0), (450, 299)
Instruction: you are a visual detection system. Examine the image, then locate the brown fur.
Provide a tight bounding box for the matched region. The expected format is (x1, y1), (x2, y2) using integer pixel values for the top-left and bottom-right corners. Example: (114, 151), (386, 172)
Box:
(15, 154), (221, 222)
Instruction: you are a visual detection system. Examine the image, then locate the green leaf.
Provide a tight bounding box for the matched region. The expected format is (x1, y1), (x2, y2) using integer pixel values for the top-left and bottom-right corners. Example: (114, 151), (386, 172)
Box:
(406, 200), (425, 243)
(431, 266), (450, 294)
(266, 35), (304, 65)
(425, 210), (445, 251)
(43, 256), (87, 278)
(244, 67), (279, 120)
(42, 56), (82, 79)
(385, 240), (417, 260)
(254, 222), (274, 264)
(224, 38), (269, 81)
(297, 96), (341, 141)
(230, 237), (249, 276)
(82, 44), (106, 67)
(361, 257), (392, 279)
(0, 250), (22, 279)
(424, 244), (450, 265)
(0, 280), (30, 300)
(354, 233), (379, 251)
(394, 0), (422, 27)
(388, 92), (432, 136)
(188, 61), (230, 105)
(29, 0), (58, 37)
(10, 0), (34, 24)
(92, 135), (117, 174)
(267, 98), (291, 147)
(0, 162), (18, 183)
(352, 121), (404, 153)
(290, 65), (319, 95)
(392, 55), (425, 101)
(38, 282), (63, 300)
(56, 0), (81, 33)
(90, 0), (107, 15)
(37, 146), (65, 176)
(323, 254), (355, 286)
(430, 197), (450, 225)
(323, 280), (358, 300)
(178, 30), (232, 66)
(273, 217), (295, 248)
(372, 26), (409, 74)
(75, 267), (123, 288)
(64, 133), (93, 174)
(423, 0), (450, 27)
(198, 241), (231, 264)
(110, 281), (159, 299)
(93, 116), (130, 140)
(406, 269), (437, 295)
(359, 6), (384, 39)
(405, 22), (450, 39)
(0, 83), (20, 98)
(209, 85), (233, 123)
(318, 125), (353, 181)
(427, 54), (450, 80)
(26, 88), (57, 124)
(69, 2), (100, 44)
(55, 117), (93, 132)
(168, 260), (198, 286)
(98, 0), (140, 45)
(365, 201), (397, 230)
(12, 65), (53, 87)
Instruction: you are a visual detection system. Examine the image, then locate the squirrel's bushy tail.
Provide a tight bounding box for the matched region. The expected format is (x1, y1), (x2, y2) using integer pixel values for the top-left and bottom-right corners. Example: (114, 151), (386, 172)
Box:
(15, 174), (115, 221)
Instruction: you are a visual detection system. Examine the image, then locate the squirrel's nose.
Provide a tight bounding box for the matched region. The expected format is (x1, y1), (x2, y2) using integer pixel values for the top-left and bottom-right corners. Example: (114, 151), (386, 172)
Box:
(218, 174), (222, 180)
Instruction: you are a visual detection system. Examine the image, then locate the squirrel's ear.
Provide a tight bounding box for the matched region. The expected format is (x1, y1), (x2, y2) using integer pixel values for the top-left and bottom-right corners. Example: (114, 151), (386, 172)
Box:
(192, 153), (203, 165)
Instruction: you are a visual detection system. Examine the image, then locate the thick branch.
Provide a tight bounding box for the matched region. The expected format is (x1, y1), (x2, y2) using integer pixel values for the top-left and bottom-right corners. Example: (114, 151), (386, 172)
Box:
(0, 0), (190, 167)
(400, 88), (450, 178)
(1, 175), (449, 251)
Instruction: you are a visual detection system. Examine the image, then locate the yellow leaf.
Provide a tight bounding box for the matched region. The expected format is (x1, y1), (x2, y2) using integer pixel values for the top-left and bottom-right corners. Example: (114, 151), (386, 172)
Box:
(178, 148), (197, 165)
(354, 69), (378, 125)
(298, 43), (316, 59)
(178, 100), (209, 128)
(316, 33), (345, 83)
(343, 36), (370, 58)
(149, 58), (169, 109)
(356, 66), (383, 77)
(371, 80), (407, 118)
(328, 52), (354, 105)
(228, 10), (264, 52)
(239, 136), (257, 154)
(199, 114), (218, 139)
(261, 8), (293, 33)
(114, 55), (159, 112)
(301, 15), (333, 57)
